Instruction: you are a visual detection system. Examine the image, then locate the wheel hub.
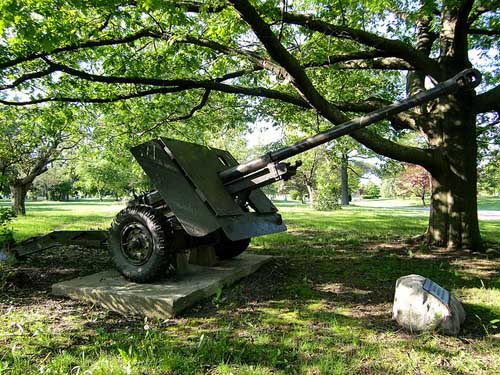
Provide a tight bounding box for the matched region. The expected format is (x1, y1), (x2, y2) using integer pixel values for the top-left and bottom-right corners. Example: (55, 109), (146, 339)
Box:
(120, 223), (153, 266)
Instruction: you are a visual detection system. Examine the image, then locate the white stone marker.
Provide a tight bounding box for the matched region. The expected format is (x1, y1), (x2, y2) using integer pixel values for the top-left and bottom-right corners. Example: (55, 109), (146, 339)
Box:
(392, 274), (466, 336)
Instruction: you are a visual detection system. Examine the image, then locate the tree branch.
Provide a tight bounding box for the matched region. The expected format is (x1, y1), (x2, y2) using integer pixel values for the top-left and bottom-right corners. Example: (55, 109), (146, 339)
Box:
(454, 0), (475, 65)
(229, 0), (346, 124)
(281, 12), (442, 79)
(137, 89), (211, 136)
(0, 80), (309, 108)
(164, 1), (226, 13)
(327, 58), (413, 70)
(228, 0), (434, 168)
(0, 29), (155, 70)
(475, 83), (500, 113)
(0, 66), (58, 91)
(179, 36), (289, 79)
(469, 28), (500, 36)
(407, 15), (436, 97)
(334, 99), (417, 130)
(350, 128), (436, 169)
(304, 51), (413, 70)
(467, 1), (500, 25)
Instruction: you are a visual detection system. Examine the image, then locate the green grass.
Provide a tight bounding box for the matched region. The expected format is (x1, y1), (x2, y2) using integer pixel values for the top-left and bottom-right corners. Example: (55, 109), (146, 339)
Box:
(0, 199), (499, 375)
(0, 199), (123, 241)
(477, 196), (500, 211)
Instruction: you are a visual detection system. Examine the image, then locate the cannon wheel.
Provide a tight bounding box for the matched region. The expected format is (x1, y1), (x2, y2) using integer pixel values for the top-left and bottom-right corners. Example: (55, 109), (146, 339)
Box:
(214, 234), (251, 260)
(109, 205), (175, 283)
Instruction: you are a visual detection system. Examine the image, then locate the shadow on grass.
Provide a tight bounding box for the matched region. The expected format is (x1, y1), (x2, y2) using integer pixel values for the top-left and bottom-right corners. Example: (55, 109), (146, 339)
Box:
(1, 223), (499, 373)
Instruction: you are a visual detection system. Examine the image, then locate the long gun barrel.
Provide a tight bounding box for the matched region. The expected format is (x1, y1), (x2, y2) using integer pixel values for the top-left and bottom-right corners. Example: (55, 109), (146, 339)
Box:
(219, 68), (481, 183)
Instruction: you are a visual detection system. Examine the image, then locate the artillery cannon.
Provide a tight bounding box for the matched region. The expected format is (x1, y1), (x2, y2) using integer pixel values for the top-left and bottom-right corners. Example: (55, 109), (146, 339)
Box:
(9, 69), (481, 282)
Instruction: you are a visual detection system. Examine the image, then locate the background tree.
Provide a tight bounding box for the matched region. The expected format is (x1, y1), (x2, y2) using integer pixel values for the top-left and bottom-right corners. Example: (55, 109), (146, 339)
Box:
(477, 113), (500, 196)
(332, 137), (371, 206)
(76, 158), (131, 200)
(0, 106), (81, 214)
(478, 150), (500, 196)
(378, 159), (405, 198)
(360, 182), (381, 200)
(0, 1), (499, 249)
(397, 164), (432, 206)
(32, 163), (76, 200)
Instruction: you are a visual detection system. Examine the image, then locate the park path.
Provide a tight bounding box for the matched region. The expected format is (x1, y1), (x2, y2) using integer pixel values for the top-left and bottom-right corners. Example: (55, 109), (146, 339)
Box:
(352, 200), (500, 220)
(400, 206), (500, 220)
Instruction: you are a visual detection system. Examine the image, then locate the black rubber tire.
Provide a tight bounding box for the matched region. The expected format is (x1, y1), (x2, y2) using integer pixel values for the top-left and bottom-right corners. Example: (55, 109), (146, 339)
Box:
(214, 235), (251, 260)
(109, 205), (175, 283)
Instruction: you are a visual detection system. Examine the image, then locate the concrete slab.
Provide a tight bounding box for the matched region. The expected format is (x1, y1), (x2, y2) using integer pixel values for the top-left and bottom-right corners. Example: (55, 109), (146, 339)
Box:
(52, 253), (271, 318)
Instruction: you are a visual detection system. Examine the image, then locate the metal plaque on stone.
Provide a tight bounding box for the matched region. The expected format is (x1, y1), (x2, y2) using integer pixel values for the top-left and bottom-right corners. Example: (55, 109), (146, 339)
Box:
(422, 278), (450, 306)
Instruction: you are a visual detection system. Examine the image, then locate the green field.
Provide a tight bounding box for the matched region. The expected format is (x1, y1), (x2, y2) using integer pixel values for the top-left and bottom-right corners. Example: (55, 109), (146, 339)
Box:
(1, 199), (499, 374)
(1, 198), (499, 244)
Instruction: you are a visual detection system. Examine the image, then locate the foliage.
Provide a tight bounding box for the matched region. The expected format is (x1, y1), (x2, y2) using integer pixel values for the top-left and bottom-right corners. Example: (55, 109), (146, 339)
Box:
(32, 164), (76, 200)
(380, 177), (398, 198)
(0, 105), (85, 213)
(312, 157), (343, 210)
(478, 150), (500, 196)
(379, 164), (432, 204)
(360, 182), (380, 199)
(288, 189), (302, 201)
(0, 208), (15, 248)
(76, 159), (134, 199)
(397, 164), (431, 205)
(313, 184), (341, 210)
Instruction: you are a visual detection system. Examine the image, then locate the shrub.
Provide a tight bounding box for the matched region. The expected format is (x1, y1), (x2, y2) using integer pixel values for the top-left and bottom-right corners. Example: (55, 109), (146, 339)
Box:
(0, 208), (16, 249)
(289, 190), (301, 201)
(360, 182), (380, 199)
(313, 185), (341, 211)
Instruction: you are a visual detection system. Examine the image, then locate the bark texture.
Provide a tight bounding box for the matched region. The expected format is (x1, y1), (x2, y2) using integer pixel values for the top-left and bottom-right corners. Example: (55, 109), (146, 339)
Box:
(10, 183), (29, 215)
(426, 92), (482, 249)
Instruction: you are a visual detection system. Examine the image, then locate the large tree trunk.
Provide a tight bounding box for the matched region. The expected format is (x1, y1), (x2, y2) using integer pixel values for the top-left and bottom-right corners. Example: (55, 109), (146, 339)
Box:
(10, 183), (29, 215)
(426, 94), (482, 250)
(340, 153), (349, 206)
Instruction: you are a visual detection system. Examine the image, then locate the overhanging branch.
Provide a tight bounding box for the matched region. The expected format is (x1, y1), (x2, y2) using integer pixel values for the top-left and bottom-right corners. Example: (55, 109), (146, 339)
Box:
(137, 89), (211, 136)
(0, 80), (310, 108)
(282, 12), (441, 79)
(475, 84), (500, 113)
(307, 57), (414, 70)
(0, 29), (155, 70)
(469, 28), (500, 36)
(228, 0), (434, 167)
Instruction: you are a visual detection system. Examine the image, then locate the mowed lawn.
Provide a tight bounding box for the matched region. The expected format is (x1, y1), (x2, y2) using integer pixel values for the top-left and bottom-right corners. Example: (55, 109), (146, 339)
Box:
(0, 199), (499, 375)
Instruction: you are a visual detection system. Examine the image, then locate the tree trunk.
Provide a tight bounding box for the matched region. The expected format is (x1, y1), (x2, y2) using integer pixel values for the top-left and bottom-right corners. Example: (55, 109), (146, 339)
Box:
(306, 184), (315, 207)
(428, 172), (481, 249)
(340, 153), (349, 206)
(10, 183), (29, 215)
(426, 95), (482, 250)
